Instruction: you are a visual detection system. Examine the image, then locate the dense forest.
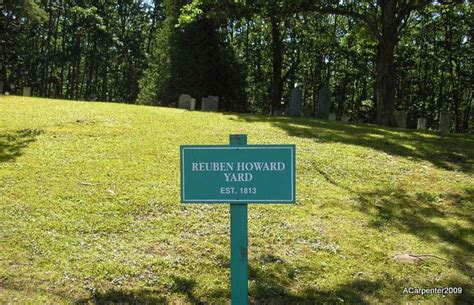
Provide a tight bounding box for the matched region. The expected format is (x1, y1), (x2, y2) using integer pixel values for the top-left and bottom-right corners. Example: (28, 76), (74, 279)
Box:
(1, 0), (472, 131)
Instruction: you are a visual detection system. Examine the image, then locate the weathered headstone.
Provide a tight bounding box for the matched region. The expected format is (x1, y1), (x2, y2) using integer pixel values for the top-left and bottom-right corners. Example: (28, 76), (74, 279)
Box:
(23, 86), (31, 97)
(288, 87), (302, 117)
(328, 113), (336, 121)
(395, 110), (407, 128)
(190, 98), (196, 109)
(341, 114), (349, 122)
(417, 118), (426, 130)
(178, 94), (195, 110)
(209, 96), (219, 103)
(439, 111), (451, 133)
(272, 109), (282, 117)
(315, 86), (331, 119)
(201, 96), (218, 112)
(0, 81), (4, 94)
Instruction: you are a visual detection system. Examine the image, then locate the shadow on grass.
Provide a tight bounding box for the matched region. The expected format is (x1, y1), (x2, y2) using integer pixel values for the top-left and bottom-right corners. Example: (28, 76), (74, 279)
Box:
(75, 289), (168, 304)
(316, 164), (473, 279)
(75, 271), (385, 304)
(171, 268), (383, 304)
(0, 129), (43, 162)
(248, 259), (381, 304)
(77, 255), (474, 304)
(357, 187), (474, 276)
(228, 114), (474, 173)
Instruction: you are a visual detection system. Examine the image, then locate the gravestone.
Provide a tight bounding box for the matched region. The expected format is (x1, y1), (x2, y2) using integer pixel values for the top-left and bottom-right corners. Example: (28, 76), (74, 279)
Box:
(190, 98), (196, 110)
(315, 86), (331, 119)
(0, 81), (4, 94)
(202, 96), (218, 112)
(178, 94), (195, 110)
(328, 113), (336, 121)
(395, 111), (407, 128)
(417, 118), (426, 130)
(209, 96), (219, 103)
(23, 86), (31, 97)
(288, 87), (302, 117)
(439, 111), (451, 133)
(341, 114), (349, 122)
(272, 109), (282, 117)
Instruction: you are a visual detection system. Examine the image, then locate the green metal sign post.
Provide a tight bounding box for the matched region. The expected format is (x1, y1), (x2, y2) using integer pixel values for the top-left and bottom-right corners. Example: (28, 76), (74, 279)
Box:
(229, 134), (249, 305)
(180, 134), (295, 304)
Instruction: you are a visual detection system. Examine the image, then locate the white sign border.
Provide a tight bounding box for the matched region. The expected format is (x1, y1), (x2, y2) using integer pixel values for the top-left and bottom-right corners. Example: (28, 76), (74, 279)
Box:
(181, 146), (295, 203)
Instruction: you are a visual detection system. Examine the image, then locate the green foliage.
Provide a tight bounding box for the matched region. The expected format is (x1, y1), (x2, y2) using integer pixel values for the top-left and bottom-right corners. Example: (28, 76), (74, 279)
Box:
(3, 0), (47, 22)
(2, 0), (472, 131)
(138, 0), (246, 111)
(1, 0), (156, 102)
(395, 1), (473, 131)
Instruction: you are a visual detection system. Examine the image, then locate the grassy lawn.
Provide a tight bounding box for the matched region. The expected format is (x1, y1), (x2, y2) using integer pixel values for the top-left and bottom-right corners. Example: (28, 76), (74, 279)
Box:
(0, 96), (473, 304)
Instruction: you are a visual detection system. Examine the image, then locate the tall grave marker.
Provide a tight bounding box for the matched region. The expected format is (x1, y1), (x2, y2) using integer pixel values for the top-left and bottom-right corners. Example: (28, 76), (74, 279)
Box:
(180, 135), (296, 304)
(439, 111), (451, 133)
(288, 87), (302, 117)
(316, 86), (331, 119)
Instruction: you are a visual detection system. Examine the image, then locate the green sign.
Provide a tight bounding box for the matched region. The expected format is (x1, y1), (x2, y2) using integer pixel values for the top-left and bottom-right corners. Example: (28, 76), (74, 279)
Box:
(180, 144), (295, 203)
(180, 135), (296, 304)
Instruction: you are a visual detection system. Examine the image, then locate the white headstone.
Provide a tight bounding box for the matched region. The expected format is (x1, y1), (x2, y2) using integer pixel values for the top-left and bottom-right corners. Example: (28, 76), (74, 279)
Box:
(23, 86), (31, 97)
(417, 118), (426, 130)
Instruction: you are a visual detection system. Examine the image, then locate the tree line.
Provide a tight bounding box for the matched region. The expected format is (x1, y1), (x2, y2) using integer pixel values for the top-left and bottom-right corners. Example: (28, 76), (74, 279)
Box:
(1, 0), (472, 131)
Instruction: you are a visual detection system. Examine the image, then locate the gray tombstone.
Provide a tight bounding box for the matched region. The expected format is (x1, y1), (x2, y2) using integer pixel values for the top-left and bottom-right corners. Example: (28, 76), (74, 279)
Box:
(208, 96), (219, 103)
(328, 113), (336, 121)
(201, 96), (218, 112)
(0, 81), (4, 94)
(439, 111), (451, 133)
(395, 110), (407, 128)
(341, 114), (349, 122)
(23, 86), (31, 97)
(288, 87), (302, 117)
(178, 94), (195, 110)
(417, 118), (427, 130)
(315, 86), (331, 119)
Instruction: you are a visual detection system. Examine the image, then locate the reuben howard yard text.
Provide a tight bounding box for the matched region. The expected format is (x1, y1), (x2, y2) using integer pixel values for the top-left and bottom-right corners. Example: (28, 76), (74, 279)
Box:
(192, 162), (286, 182)
(180, 145), (295, 203)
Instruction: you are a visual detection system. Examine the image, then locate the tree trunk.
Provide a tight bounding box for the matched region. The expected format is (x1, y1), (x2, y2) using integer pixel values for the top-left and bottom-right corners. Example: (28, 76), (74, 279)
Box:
(270, 15), (283, 113)
(375, 0), (398, 126)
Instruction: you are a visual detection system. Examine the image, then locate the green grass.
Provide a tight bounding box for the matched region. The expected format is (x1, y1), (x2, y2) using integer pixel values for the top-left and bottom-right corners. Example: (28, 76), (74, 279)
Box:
(0, 96), (473, 304)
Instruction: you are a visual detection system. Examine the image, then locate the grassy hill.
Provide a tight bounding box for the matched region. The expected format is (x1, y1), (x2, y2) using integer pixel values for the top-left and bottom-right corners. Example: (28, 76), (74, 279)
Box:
(0, 96), (473, 304)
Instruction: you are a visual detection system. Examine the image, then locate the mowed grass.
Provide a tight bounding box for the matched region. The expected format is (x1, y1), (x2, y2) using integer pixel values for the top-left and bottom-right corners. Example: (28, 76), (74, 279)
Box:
(0, 96), (473, 304)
